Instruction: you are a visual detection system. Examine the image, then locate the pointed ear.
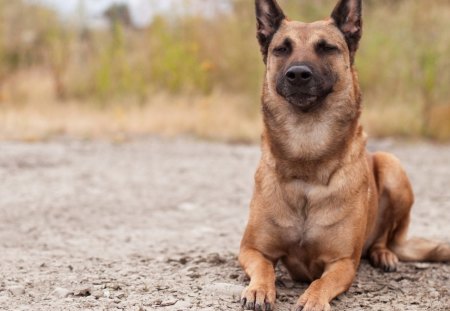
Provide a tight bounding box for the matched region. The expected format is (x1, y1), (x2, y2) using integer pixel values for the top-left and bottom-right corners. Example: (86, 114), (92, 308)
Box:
(331, 0), (362, 64)
(255, 0), (286, 63)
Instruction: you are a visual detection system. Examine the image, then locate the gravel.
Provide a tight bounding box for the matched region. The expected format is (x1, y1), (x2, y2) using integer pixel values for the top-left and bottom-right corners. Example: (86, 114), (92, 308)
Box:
(0, 137), (449, 310)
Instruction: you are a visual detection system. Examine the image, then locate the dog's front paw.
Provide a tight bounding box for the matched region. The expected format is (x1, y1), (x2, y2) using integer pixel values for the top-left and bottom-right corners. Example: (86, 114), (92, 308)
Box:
(370, 248), (399, 272)
(294, 287), (331, 311)
(240, 283), (276, 311)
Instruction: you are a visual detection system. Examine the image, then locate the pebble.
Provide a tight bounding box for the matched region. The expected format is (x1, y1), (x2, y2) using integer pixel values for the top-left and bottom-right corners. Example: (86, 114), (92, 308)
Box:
(229, 273), (240, 279)
(414, 263), (431, 270)
(187, 272), (201, 279)
(103, 289), (111, 298)
(108, 283), (122, 290)
(174, 299), (192, 309)
(73, 287), (91, 297)
(153, 298), (162, 305)
(116, 292), (126, 299)
(8, 286), (25, 296)
(380, 296), (390, 303)
(177, 202), (197, 211)
(277, 278), (295, 289)
(204, 282), (244, 301)
(51, 287), (72, 298)
(92, 290), (103, 299)
(428, 290), (439, 298)
(0, 296), (9, 304)
(159, 299), (178, 307)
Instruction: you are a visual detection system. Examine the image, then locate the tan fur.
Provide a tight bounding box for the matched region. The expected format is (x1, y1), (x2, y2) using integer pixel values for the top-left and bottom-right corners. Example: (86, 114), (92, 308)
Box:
(239, 3), (450, 311)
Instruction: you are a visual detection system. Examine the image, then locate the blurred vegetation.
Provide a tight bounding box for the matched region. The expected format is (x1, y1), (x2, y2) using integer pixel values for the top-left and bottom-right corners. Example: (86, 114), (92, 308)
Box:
(0, 0), (449, 141)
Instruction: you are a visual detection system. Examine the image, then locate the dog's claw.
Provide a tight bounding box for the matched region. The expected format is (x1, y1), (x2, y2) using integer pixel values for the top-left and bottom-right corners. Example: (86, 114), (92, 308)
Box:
(370, 248), (399, 273)
(384, 264), (397, 273)
(241, 298), (246, 307)
(240, 284), (276, 310)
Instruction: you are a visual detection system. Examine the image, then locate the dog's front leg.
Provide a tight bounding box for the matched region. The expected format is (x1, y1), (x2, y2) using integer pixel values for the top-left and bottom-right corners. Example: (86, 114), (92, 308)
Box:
(239, 247), (277, 311)
(294, 258), (356, 311)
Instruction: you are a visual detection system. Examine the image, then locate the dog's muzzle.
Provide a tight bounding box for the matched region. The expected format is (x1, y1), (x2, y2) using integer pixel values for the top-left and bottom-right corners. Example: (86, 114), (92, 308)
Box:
(276, 63), (334, 112)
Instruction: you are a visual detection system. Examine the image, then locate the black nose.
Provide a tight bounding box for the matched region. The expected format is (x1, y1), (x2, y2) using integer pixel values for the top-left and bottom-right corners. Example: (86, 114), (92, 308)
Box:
(285, 65), (313, 84)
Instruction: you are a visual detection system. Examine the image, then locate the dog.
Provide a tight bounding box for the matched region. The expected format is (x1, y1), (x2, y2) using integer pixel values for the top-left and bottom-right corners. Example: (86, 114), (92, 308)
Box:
(239, 0), (450, 310)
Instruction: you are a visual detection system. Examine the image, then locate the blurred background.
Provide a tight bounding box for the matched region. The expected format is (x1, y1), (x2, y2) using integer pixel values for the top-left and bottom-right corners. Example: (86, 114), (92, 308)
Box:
(0, 0), (449, 142)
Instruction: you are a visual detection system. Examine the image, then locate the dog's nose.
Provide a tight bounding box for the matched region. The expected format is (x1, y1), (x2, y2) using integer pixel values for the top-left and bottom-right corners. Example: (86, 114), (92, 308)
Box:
(286, 66), (313, 84)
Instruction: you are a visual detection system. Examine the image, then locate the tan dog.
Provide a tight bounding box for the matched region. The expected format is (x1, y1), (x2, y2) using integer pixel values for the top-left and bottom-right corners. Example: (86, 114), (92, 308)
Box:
(239, 0), (450, 310)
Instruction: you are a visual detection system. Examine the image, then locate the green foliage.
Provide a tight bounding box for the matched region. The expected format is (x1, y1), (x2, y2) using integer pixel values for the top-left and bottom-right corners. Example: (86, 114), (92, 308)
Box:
(149, 16), (212, 94)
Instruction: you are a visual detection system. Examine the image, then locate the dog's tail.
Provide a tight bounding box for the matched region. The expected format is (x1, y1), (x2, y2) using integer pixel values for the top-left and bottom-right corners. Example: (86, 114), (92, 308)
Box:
(392, 237), (450, 262)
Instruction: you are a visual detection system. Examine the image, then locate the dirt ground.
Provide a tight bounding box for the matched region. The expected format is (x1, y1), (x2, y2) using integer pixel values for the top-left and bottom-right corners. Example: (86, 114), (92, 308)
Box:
(0, 137), (449, 311)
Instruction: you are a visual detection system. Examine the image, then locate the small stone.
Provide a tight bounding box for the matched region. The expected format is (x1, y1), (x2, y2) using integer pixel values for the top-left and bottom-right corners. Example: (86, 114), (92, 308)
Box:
(153, 299), (162, 305)
(174, 299), (192, 309)
(229, 273), (239, 279)
(276, 278), (294, 289)
(73, 287), (91, 297)
(206, 253), (226, 265)
(187, 272), (201, 279)
(92, 290), (103, 299)
(108, 283), (122, 290)
(115, 292), (126, 299)
(52, 287), (72, 298)
(414, 263), (431, 270)
(380, 296), (390, 303)
(103, 289), (111, 298)
(8, 286), (25, 296)
(0, 296), (9, 304)
(177, 202), (197, 211)
(204, 282), (245, 301)
(159, 299), (178, 307)
(429, 290), (439, 298)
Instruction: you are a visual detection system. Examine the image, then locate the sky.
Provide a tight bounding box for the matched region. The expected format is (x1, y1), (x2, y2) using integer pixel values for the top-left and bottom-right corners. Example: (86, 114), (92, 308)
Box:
(27, 0), (231, 27)
(28, 0), (155, 26)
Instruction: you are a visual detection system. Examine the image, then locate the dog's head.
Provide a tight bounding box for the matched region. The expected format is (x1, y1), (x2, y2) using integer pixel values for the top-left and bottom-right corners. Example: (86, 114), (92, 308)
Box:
(256, 0), (362, 113)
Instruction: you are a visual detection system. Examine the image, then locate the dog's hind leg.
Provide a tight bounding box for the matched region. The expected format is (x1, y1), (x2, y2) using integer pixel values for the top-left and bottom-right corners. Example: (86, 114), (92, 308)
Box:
(369, 152), (450, 272)
(367, 152), (412, 271)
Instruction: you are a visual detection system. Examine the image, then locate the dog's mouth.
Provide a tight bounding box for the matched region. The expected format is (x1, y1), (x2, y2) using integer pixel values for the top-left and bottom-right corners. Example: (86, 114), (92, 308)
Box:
(285, 91), (331, 112)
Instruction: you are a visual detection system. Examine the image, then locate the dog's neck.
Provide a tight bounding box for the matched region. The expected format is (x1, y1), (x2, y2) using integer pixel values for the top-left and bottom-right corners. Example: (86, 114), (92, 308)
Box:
(262, 122), (366, 184)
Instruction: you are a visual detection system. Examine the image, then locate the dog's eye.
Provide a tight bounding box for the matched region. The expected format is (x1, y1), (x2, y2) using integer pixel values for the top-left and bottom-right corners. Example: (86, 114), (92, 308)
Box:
(273, 45), (290, 56)
(316, 41), (339, 54)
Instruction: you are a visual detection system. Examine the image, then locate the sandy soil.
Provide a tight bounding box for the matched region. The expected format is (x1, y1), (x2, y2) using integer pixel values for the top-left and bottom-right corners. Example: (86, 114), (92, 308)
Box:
(0, 137), (449, 311)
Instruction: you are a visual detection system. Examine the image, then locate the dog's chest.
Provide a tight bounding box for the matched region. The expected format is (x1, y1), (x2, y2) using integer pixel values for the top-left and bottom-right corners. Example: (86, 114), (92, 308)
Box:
(275, 182), (347, 280)
(276, 181), (332, 241)
(275, 174), (353, 247)
(276, 204), (337, 281)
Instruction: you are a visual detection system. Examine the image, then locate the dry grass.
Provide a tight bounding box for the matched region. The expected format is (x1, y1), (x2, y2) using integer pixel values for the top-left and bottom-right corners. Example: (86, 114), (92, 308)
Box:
(0, 74), (262, 143)
(2, 70), (449, 143)
(0, 96), (262, 143)
(3, 94), (448, 144)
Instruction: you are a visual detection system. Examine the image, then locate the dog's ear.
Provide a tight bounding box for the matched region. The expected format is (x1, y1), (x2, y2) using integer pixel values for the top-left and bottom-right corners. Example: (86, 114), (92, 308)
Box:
(255, 0), (286, 63)
(331, 0), (362, 64)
